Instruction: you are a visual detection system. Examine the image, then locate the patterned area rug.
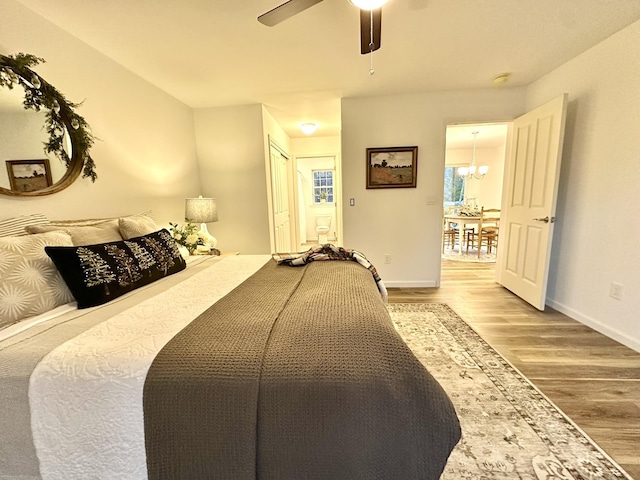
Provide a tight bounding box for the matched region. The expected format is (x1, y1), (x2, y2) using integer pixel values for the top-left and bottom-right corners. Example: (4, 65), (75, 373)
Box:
(388, 303), (632, 480)
(442, 246), (496, 263)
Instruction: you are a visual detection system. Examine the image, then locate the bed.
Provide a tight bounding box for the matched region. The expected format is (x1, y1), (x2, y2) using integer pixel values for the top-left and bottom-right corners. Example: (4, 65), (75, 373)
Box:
(0, 214), (461, 480)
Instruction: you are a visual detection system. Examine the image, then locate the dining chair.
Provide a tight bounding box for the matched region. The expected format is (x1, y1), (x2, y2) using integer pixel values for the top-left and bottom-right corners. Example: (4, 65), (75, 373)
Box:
(442, 206), (476, 253)
(466, 207), (500, 258)
(442, 214), (457, 253)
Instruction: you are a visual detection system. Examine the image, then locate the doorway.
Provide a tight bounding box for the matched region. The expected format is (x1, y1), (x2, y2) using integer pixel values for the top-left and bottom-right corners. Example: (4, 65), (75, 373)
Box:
(296, 155), (339, 250)
(442, 123), (509, 262)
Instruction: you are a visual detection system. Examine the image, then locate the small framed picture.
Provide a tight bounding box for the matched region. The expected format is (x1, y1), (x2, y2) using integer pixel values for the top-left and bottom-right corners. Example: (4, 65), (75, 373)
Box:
(366, 146), (418, 189)
(6, 159), (53, 192)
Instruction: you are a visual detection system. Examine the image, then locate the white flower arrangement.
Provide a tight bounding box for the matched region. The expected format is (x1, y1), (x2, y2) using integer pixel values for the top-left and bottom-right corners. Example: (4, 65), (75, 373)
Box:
(169, 221), (206, 255)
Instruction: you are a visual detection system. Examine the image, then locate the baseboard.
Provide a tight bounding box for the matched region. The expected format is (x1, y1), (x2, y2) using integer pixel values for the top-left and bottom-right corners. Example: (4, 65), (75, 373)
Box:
(546, 298), (640, 353)
(384, 280), (438, 288)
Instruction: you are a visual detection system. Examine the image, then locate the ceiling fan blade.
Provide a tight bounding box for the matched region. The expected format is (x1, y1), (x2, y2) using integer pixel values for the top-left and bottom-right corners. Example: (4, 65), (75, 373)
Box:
(359, 8), (382, 54)
(258, 0), (324, 26)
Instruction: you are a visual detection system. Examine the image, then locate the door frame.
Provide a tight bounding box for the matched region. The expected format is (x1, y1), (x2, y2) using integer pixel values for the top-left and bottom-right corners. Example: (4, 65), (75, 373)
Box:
(442, 121), (510, 255)
(293, 153), (343, 249)
(441, 94), (568, 310)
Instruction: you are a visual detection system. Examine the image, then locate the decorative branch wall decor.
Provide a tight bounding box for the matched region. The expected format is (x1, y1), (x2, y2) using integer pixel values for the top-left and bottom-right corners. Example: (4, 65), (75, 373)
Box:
(0, 53), (97, 192)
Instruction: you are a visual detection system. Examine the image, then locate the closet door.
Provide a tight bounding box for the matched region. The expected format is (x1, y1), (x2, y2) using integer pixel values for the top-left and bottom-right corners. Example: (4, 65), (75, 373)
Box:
(269, 141), (292, 253)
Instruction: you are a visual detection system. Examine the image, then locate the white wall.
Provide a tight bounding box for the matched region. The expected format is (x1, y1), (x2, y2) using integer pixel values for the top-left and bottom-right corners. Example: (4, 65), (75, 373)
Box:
(291, 136), (341, 157)
(445, 145), (505, 209)
(0, 0), (200, 226)
(193, 104), (271, 254)
(526, 19), (640, 351)
(341, 88), (526, 287)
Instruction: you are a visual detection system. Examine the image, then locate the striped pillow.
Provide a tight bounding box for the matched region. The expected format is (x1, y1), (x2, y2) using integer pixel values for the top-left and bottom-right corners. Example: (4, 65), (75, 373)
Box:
(0, 213), (49, 237)
(26, 220), (124, 245)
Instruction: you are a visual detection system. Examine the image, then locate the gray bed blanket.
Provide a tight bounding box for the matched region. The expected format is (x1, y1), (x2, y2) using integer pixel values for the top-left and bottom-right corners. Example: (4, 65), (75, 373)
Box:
(144, 260), (461, 479)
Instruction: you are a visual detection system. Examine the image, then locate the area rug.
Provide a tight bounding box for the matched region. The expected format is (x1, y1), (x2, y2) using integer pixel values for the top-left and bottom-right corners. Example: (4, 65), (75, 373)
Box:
(388, 303), (632, 480)
(442, 246), (496, 263)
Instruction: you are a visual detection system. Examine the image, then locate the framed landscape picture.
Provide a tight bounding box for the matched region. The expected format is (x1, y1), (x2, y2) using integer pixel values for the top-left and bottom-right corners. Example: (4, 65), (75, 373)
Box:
(366, 146), (418, 189)
(6, 159), (53, 193)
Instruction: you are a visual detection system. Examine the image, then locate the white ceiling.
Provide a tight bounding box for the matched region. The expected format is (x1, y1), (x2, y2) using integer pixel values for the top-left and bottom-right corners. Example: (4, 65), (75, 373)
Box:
(12, 0), (640, 138)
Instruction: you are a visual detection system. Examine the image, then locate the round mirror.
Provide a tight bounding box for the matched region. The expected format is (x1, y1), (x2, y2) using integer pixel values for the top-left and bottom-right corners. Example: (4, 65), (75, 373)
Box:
(0, 53), (96, 197)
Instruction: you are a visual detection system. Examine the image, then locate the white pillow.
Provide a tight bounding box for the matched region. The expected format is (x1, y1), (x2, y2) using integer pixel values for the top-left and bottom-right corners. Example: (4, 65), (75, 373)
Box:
(118, 212), (160, 240)
(0, 231), (75, 330)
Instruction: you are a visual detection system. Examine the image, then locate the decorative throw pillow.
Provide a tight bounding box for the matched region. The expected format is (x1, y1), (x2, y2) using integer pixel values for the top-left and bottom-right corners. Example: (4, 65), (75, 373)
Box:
(0, 213), (49, 237)
(45, 229), (186, 309)
(118, 213), (160, 240)
(27, 219), (124, 245)
(0, 231), (75, 330)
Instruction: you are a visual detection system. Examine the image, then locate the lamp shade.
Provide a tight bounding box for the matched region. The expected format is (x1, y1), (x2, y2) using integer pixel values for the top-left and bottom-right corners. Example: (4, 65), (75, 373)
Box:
(185, 197), (218, 223)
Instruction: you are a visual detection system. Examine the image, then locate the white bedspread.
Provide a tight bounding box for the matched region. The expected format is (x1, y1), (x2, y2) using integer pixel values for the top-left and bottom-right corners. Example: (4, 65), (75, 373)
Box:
(28, 255), (270, 480)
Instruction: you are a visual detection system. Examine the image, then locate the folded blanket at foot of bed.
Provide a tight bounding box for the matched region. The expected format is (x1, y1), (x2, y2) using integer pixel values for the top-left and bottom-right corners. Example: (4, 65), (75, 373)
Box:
(272, 243), (388, 302)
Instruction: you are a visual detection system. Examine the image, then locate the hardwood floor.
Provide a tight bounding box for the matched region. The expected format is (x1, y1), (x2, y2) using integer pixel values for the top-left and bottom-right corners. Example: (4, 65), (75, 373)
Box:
(388, 259), (640, 479)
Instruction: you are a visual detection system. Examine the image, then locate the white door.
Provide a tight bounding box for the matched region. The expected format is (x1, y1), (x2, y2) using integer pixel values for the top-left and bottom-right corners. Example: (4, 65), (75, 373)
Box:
(269, 142), (292, 253)
(497, 94), (568, 310)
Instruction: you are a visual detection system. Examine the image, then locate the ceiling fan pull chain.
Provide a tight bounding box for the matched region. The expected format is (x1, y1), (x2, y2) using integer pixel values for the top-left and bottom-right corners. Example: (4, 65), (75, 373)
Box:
(369, 11), (375, 75)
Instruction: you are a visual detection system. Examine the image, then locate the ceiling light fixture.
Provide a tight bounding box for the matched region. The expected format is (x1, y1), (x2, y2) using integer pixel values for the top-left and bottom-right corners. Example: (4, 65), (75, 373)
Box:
(492, 72), (511, 85)
(349, 0), (388, 10)
(300, 122), (317, 135)
(457, 131), (488, 180)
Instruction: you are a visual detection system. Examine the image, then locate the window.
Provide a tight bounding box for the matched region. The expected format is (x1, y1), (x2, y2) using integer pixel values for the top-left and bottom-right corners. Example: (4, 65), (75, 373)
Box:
(313, 170), (334, 204)
(443, 166), (465, 207)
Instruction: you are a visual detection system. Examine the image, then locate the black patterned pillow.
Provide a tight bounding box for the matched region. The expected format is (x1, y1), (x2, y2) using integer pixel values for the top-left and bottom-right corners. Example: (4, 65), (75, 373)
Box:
(45, 229), (186, 308)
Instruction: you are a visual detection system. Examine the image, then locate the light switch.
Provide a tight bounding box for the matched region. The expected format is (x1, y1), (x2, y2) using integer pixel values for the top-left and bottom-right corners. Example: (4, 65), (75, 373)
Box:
(349, 198), (355, 206)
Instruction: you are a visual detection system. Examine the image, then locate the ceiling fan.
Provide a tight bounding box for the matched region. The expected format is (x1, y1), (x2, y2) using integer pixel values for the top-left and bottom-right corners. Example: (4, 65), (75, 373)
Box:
(258, 0), (387, 55)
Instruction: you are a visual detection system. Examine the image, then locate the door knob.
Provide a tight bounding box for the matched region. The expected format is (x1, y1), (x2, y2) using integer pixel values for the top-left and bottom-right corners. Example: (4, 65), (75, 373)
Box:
(533, 216), (556, 223)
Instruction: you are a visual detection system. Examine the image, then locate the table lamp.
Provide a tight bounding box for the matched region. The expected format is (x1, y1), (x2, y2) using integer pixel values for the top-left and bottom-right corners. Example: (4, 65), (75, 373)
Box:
(185, 196), (218, 248)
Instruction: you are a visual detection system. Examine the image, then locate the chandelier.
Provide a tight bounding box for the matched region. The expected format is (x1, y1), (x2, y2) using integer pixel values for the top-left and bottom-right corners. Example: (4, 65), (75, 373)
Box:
(457, 131), (488, 180)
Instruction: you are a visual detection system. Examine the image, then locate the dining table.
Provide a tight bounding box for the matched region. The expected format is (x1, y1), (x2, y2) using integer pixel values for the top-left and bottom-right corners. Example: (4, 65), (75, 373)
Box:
(443, 214), (482, 254)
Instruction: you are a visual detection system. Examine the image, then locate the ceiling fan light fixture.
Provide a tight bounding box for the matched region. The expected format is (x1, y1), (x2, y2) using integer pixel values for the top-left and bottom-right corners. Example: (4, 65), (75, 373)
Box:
(300, 122), (317, 135)
(349, 0), (388, 10)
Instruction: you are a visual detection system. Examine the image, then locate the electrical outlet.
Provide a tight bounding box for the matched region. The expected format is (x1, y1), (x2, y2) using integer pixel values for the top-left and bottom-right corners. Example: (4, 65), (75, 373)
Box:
(384, 254), (391, 264)
(349, 198), (355, 206)
(610, 282), (623, 300)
